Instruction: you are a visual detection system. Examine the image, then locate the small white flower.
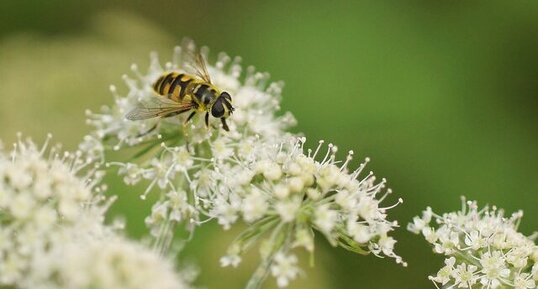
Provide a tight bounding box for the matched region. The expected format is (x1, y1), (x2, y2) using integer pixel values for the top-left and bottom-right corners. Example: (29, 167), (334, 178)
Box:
(314, 204), (338, 235)
(347, 221), (371, 244)
(275, 197), (302, 223)
(378, 236), (397, 257)
(211, 194), (241, 230)
(270, 252), (299, 288)
(480, 251), (510, 288)
(452, 263), (478, 288)
(514, 273), (536, 289)
(292, 228), (314, 252)
(430, 257), (456, 285)
(220, 254), (242, 268)
(118, 163), (143, 185)
(407, 207), (432, 234)
(242, 189), (269, 222)
(464, 230), (485, 250)
(10, 192), (36, 219)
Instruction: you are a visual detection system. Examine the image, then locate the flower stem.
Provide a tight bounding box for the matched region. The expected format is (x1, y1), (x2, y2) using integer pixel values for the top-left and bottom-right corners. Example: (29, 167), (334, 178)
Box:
(246, 253), (275, 289)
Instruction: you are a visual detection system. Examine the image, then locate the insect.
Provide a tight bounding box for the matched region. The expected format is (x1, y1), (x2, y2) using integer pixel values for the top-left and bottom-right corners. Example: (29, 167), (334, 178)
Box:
(125, 52), (234, 131)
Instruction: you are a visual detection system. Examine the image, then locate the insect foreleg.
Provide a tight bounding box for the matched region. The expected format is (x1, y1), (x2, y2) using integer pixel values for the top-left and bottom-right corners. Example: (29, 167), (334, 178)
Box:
(220, 118), (230, 131)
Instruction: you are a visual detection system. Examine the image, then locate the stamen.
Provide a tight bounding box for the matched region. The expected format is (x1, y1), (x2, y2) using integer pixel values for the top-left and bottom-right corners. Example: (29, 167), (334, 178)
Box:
(165, 62), (173, 70)
(216, 52), (231, 70)
(131, 63), (144, 81)
(230, 56), (242, 78)
(184, 39), (196, 52)
(328, 145), (338, 164)
(11, 142), (18, 162)
(298, 137), (306, 152)
(290, 138), (304, 156)
(312, 140), (324, 159)
(172, 46), (182, 67)
(257, 72), (270, 89)
(340, 150), (354, 171)
(245, 66), (256, 86)
(360, 171), (374, 184)
(378, 187), (392, 202)
(39, 133), (53, 156)
(108, 85), (120, 101)
(351, 157), (370, 179)
(140, 179), (157, 200)
(121, 74), (139, 92)
(380, 198), (402, 212)
(321, 143), (334, 165)
(149, 51), (162, 72)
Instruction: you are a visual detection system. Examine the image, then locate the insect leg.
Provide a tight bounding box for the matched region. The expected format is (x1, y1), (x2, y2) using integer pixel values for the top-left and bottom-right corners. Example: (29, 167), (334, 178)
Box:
(221, 118), (230, 131)
(185, 111), (196, 124)
(162, 109), (191, 118)
(136, 122), (159, 137)
(205, 112), (209, 128)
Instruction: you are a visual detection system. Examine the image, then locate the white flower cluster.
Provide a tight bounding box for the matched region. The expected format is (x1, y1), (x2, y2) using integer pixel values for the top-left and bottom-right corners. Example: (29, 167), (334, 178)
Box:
(40, 233), (192, 289)
(217, 137), (405, 289)
(85, 39), (297, 253)
(0, 136), (191, 289)
(87, 39), (404, 289)
(0, 135), (104, 286)
(408, 197), (538, 289)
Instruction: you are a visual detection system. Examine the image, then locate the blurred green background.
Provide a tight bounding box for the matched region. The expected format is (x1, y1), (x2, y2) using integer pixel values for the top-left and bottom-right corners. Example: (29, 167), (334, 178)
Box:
(1, 1), (537, 288)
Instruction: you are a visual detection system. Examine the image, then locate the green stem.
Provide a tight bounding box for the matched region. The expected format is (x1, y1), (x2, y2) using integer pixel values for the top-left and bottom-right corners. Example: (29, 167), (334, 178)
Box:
(245, 253), (276, 289)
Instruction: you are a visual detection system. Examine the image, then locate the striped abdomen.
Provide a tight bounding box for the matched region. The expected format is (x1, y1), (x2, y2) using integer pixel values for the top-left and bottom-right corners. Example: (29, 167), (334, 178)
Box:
(152, 72), (195, 102)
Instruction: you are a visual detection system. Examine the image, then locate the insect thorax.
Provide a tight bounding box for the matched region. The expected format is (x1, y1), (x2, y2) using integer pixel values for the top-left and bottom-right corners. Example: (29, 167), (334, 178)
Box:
(191, 82), (219, 109)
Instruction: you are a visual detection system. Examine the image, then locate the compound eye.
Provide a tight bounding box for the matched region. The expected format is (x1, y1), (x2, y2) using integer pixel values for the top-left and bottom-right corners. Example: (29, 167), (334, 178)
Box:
(211, 99), (225, 118)
(221, 92), (232, 101)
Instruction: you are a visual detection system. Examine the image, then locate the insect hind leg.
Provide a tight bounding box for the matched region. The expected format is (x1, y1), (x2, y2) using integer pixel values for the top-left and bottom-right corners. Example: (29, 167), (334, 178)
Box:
(136, 122), (159, 137)
(162, 109), (191, 118)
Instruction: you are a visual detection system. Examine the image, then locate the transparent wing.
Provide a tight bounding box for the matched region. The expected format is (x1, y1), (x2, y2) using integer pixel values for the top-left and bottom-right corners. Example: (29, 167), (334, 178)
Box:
(143, 94), (185, 107)
(125, 96), (194, 120)
(194, 52), (212, 84)
(183, 50), (212, 84)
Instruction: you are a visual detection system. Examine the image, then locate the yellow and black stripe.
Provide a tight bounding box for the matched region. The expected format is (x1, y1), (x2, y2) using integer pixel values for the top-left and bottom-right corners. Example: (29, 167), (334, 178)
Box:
(152, 72), (195, 102)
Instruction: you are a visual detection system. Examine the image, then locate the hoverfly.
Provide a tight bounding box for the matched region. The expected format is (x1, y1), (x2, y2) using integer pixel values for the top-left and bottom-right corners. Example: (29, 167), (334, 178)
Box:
(125, 52), (234, 131)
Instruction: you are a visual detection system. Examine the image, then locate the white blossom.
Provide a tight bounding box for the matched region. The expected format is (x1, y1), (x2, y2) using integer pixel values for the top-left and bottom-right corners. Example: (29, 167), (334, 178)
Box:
(0, 135), (192, 289)
(86, 39), (403, 289)
(0, 135), (106, 286)
(41, 233), (192, 289)
(217, 137), (405, 289)
(270, 252), (300, 288)
(242, 189), (269, 222)
(410, 197), (538, 289)
(85, 39), (296, 253)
